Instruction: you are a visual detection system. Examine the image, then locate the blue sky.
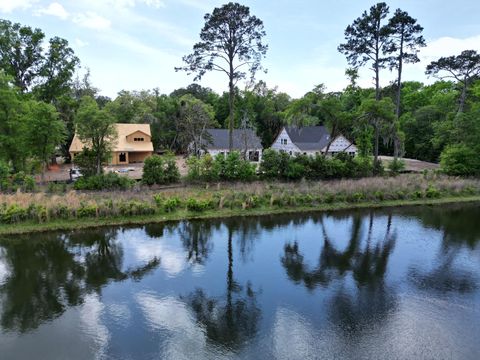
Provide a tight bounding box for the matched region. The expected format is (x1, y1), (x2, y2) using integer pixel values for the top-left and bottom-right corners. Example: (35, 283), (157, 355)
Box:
(2, 0), (480, 98)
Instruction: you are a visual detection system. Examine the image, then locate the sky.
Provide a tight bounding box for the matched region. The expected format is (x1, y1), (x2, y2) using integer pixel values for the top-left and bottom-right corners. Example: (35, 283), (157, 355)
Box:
(1, 0), (480, 99)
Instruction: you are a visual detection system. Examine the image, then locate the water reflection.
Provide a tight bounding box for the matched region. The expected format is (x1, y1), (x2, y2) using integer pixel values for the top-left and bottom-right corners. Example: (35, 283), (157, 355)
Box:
(0, 203), (479, 359)
(181, 226), (261, 350)
(282, 213), (396, 289)
(0, 228), (160, 333)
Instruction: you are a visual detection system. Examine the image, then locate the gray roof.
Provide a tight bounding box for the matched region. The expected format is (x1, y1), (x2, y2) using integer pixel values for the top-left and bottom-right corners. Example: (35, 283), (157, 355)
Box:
(201, 129), (262, 150)
(284, 126), (331, 151)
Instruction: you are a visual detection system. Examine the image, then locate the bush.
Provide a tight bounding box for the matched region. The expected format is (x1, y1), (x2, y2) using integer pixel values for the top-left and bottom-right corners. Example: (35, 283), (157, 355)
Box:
(186, 198), (214, 212)
(73, 148), (100, 178)
(388, 159), (405, 175)
(77, 203), (98, 218)
(143, 154), (180, 185)
(259, 149), (281, 179)
(186, 154), (220, 182)
(74, 173), (134, 190)
(286, 161), (305, 180)
(425, 185), (441, 198)
(118, 201), (156, 216)
(440, 145), (480, 176)
(187, 152), (257, 182)
(163, 197), (181, 212)
(1, 204), (28, 224)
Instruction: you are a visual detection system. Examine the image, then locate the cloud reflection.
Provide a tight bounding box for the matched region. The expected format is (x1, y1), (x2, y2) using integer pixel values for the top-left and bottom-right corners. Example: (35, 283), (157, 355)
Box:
(79, 294), (110, 360)
(135, 291), (231, 360)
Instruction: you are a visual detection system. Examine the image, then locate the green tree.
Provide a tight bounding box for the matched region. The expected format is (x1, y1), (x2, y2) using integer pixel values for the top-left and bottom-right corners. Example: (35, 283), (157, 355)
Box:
(357, 98), (395, 167)
(385, 9), (425, 158)
(35, 37), (79, 103)
(0, 20), (44, 92)
(176, 94), (217, 155)
(0, 72), (28, 171)
(440, 144), (480, 176)
(176, 2), (267, 151)
(74, 97), (117, 175)
(426, 50), (480, 113)
(338, 2), (390, 100)
(385, 9), (425, 119)
(24, 100), (65, 181)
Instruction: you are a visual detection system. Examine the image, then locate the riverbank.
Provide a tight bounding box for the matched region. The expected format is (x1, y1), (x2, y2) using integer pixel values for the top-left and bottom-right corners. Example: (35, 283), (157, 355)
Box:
(0, 195), (479, 235)
(1, 174), (480, 235)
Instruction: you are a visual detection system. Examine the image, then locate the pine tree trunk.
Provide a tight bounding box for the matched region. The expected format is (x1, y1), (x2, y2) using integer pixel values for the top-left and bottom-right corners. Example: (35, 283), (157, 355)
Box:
(228, 69), (234, 152)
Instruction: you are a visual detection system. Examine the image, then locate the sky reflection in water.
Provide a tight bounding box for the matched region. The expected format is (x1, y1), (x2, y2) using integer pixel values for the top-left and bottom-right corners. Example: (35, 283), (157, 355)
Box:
(0, 203), (479, 359)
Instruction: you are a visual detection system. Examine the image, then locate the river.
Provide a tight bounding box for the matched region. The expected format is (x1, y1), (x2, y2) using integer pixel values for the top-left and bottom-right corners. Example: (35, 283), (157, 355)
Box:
(0, 203), (479, 359)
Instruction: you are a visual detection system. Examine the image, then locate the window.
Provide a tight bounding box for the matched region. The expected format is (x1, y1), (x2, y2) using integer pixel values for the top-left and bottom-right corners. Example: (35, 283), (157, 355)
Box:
(248, 150), (259, 162)
(119, 152), (127, 162)
(289, 151), (292, 156)
(281, 138), (288, 145)
(134, 137), (144, 142)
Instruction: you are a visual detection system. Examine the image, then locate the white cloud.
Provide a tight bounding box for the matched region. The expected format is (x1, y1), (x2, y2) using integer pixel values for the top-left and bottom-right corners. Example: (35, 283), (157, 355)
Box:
(75, 38), (89, 48)
(35, 2), (69, 20)
(73, 12), (111, 30)
(0, 0), (36, 13)
(95, 0), (165, 11)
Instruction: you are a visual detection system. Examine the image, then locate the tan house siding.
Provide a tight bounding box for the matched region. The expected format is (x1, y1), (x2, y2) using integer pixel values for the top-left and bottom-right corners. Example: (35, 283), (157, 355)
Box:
(126, 131), (151, 143)
(69, 123), (154, 165)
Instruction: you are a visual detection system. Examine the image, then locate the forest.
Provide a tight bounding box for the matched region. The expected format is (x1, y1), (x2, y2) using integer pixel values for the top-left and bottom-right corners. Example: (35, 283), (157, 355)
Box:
(1, 2), (480, 183)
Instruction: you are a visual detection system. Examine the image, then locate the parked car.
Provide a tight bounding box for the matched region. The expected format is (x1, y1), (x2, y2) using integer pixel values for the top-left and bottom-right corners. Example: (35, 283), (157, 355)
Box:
(69, 168), (82, 181)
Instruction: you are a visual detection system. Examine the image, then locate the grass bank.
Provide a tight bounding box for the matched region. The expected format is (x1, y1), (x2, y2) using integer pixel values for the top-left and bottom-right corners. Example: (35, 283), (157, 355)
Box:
(1, 174), (480, 235)
(1, 195), (479, 235)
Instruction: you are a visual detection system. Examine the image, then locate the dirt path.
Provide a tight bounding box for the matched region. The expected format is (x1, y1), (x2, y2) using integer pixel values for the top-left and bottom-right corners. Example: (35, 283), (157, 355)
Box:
(379, 156), (439, 172)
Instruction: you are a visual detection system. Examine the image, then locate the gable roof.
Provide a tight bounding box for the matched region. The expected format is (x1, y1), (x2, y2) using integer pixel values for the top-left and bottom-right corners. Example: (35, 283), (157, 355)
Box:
(284, 126), (331, 151)
(69, 123), (154, 153)
(201, 129), (262, 150)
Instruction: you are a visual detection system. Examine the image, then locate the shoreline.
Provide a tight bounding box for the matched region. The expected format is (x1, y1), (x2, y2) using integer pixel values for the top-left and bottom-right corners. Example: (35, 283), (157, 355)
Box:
(1, 195), (479, 236)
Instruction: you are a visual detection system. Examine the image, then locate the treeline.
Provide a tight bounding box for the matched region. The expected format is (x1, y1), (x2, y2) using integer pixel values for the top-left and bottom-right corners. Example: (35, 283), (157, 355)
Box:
(1, 2), (480, 182)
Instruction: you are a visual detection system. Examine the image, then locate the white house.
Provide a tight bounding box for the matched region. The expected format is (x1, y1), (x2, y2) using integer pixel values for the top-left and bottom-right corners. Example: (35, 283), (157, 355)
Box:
(198, 128), (263, 163)
(271, 126), (357, 156)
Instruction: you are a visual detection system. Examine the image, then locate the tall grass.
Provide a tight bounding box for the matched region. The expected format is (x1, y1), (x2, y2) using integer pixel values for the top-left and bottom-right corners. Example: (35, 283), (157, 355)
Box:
(1, 174), (479, 225)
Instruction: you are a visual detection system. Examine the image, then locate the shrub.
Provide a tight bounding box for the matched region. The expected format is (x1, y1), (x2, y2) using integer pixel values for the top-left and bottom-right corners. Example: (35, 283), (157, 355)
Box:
(73, 148), (100, 178)
(1, 204), (28, 224)
(27, 204), (48, 222)
(74, 173), (135, 191)
(77, 203), (98, 218)
(388, 158), (405, 175)
(142, 154), (180, 185)
(119, 201), (156, 216)
(259, 149), (280, 179)
(425, 185), (441, 199)
(186, 156), (201, 180)
(163, 197), (181, 212)
(23, 175), (36, 192)
(286, 161), (305, 180)
(440, 145), (480, 176)
(186, 198), (213, 212)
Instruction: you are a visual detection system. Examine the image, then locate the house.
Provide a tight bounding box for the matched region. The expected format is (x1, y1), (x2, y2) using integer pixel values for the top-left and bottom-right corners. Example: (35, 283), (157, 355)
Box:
(271, 126), (357, 157)
(69, 123), (154, 165)
(198, 128), (263, 163)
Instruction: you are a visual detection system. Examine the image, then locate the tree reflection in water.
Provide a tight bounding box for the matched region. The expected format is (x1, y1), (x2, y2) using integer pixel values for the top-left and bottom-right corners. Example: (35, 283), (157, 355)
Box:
(178, 220), (215, 265)
(406, 203), (480, 293)
(0, 228), (160, 333)
(182, 223), (260, 350)
(282, 212), (396, 289)
(281, 211), (397, 334)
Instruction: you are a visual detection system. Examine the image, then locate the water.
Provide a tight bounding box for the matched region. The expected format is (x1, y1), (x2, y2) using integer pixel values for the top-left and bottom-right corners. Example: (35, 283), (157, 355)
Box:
(0, 203), (479, 360)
